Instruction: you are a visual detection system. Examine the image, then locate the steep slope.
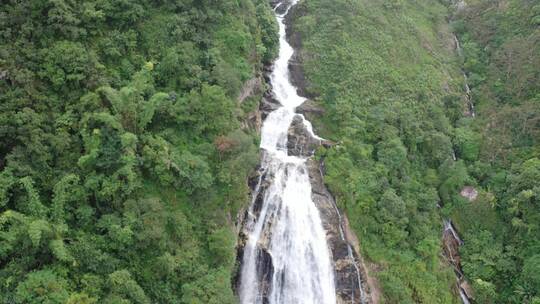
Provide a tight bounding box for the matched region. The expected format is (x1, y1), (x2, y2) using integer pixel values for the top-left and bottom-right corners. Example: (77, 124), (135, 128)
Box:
(287, 0), (540, 303)
(0, 0), (277, 302)
(235, 2), (371, 303)
(287, 0), (468, 303)
(447, 1), (540, 303)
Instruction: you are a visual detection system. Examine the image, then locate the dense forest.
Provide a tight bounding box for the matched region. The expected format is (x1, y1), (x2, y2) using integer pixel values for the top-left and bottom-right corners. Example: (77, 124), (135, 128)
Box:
(449, 0), (540, 303)
(0, 0), (277, 303)
(290, 0), (539, 303)
(1, 0), (539, 303)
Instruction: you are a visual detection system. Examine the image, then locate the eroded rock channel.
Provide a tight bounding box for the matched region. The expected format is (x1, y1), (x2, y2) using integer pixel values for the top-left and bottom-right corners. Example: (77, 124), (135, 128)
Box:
(235, 1), (372, 303)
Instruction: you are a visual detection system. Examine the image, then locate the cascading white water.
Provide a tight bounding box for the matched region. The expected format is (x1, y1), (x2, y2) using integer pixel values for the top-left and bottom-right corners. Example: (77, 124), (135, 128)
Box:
(239, 1), (337, 303)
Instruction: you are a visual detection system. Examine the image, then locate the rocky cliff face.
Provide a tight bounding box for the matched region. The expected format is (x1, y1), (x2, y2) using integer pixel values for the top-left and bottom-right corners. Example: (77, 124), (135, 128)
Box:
(306, 156), (372, 304)
(235, 2), (373, 303)
(442, 220), (474, 302)
(236, 120), (373, 303)
(239, 76), (264, 132)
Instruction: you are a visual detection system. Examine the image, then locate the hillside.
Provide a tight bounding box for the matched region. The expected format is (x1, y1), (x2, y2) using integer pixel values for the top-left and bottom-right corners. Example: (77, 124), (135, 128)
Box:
(1, 0), (539, 303)
(0, 0), (277, 303)
(288, 0), (539, 303)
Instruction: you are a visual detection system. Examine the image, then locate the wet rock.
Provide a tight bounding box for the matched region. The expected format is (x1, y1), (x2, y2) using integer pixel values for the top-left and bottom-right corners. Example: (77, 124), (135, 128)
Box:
(238, 77), (264, 132)
(238, 77), (262, 104)
(296, 99), (325, 116)
(306, 159), (372, 304)
(287, 115), (321, 157)
(270, 0), (293, 14)
(443, 221), (462, 268)
(260, 92), (281, 120)
(287, 115), (335, 156)
(243, 109), (262, 132)
(442, 219), (474, 303)
(460, 280), (474, 300)
(296, 99), (326, 124)
(288, 52), (311, 98)
(234, 165), (274, 300)
(234, 237), (274, 304)
(284, 3), (316, 99)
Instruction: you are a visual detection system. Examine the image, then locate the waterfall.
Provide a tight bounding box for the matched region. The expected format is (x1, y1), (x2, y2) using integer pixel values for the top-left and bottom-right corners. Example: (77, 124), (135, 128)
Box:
(443, 218), (473, 303)
(448, 12), (475, 302)
(327, 188), (367, 304)
(443, 219), (463, 246)
(463, 75), (475, 117)
(459, 289), (471, 304)
(238, 1), (337, 303)
(451, 6), (475, 118)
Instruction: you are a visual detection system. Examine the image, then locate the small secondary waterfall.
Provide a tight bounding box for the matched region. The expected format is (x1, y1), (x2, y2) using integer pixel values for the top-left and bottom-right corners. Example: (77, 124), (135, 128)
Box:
(451, 0), (476, 118)
(447, 4), (475, 301)
(238, 1), (337, 303)
(442, 219), (472, 304)
(328, 194), (367, 304)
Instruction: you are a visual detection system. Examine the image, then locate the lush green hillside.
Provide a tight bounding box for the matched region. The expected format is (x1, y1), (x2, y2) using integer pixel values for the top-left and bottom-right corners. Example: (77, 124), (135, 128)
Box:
(290, 0), (464, 302)
(291, 0), (539, 303)
(0, 0), (277, 303)
(448, 1), (540, 303)
(2, 0), (538, 303)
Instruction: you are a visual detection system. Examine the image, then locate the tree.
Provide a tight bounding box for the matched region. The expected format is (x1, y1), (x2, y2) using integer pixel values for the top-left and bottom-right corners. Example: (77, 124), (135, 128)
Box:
(15, 270), (69, 304)
(175, 84), (238, 138)
(375, 189), (409, 246)
(106, 270), (150, 304)
(454, 127), (481, 161)
(519, 255), (540, 299)
(39, 41), (100, 90)
(376, 137), (407, 171)
(207, 227), (235, 268)
(180, 268), (236, 304)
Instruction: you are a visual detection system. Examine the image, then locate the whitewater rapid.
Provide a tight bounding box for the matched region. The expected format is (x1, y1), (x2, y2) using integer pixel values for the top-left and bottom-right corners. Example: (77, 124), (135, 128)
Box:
(238, 1), (337, 303)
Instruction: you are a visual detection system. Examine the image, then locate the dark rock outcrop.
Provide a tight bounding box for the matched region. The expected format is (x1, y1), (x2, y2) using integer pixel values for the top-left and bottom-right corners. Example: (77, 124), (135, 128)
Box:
(296, 99), (325, 116)
(260, 91), (281, 120)
(442, 220), (474, 302)
(283, 3), (315, 99)
(238, 76), (264, 132)
(296, 99), (325, 123)
(244, 110), (263, 133)
(287, 115), (335, 157)
(443, 220), (463, 269)
(270, 0), (293, 14)
(287, 115), (321, 157)
(235, 1), (372, 303)
(238, 77), (262, 104)
(307, 158), (372, 304)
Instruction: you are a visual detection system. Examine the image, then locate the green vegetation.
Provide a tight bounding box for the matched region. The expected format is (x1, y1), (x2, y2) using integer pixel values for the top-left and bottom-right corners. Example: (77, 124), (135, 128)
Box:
(1, 0), (538, 303)
(0, 0), (277, 303)
(291, 0), (539, 303)
(448, 1), (540, 303)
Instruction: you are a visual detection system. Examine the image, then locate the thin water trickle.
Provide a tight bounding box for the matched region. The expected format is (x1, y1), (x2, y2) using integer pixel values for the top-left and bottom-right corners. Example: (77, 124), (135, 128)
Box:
(238, 1), (337, 303)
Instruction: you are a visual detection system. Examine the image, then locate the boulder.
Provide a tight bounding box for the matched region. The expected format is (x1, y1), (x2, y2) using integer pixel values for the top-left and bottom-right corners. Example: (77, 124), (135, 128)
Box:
(460, 186), (478, 201)
(260, 91), (281, 120)
(296, 99), (325, 116)
(287, 115), (321, 157)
